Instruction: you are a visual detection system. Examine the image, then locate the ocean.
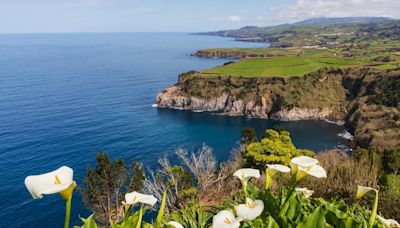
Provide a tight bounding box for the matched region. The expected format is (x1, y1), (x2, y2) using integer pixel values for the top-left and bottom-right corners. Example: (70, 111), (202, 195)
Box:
(0, 33), (350, 227)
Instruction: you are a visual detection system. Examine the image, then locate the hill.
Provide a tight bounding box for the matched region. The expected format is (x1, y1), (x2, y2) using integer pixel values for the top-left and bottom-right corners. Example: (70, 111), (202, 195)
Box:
(195, 17), (400, 48)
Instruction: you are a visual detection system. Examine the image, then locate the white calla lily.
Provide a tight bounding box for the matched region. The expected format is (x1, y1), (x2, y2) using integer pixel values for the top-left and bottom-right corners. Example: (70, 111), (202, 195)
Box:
(295, 187), (314, 198)
(24, 166), (75, 200)
(24, 166), (76, 228)
(233, 168), (260, 196)
(212, 210), (242, 228)
(377, 215), (400, 228)
(235, 198), (264, 221)
(123, 191), (158, 206)
(296, 164), (327, 181)
(267, 164), (291, 177)
(290, 156), (318, 175)
(167, 221), (184, 228)
(265, 164), (290, 190)
(356, 186), (377, 200)
(233, 168), (261, 183)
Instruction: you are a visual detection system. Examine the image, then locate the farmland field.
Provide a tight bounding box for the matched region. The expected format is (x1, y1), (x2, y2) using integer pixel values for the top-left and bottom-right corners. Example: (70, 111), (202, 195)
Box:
(198, 57), (366, 77)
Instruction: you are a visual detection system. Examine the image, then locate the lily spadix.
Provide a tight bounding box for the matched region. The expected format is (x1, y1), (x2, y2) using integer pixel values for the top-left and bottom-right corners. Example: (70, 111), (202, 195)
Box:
(212, 210), (242, 228)
(356, 186), (379, 228)
(295, 187), (314, 198)
(235, 198), (264, 221)
(377, 215), (400, 228)
(24, 166), (76, 228)
(290, 156), (327, 181)
(167, 221), (184, 228)
(265, 164), (290, 190)
(233, 168), (260, 196)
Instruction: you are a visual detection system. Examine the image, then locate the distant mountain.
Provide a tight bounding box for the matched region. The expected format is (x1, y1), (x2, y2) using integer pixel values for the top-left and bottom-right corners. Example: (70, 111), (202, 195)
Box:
(293, 17), (395, 26)
(195, 17), (400, 47)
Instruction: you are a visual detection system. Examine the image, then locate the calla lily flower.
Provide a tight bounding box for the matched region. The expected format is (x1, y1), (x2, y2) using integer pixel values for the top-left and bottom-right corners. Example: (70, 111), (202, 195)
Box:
(266, 164), (291, 177)
(355, 186), (380, 227)
(123, 191), (158, 207)
(295, 187), (314, 198)
(356, 186), (377, 200)
(24, 166), (75, 200)
(265, 164), (290, 190)
(167, 221), (184, 228)
(24, 166), (76, 228)
(212, 210), (242, 228)
(296, 164), (327, 181)
(377, 215), (400, 228)
(290, 156), (318, 175)
(290, 156), (326, 181)
(234, 168), (260, 196)
(233, 168), (261, 183)
(235, 198), (264, 221)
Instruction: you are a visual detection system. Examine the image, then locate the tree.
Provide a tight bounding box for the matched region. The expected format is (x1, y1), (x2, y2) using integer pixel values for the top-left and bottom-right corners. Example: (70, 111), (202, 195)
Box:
(240, 127), (257, 145)
(242, 129), (315, 169)
(79, 151), (145, 226)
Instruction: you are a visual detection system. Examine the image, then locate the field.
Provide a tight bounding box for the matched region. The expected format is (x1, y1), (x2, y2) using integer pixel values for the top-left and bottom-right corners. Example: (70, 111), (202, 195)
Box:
(198, 57), (366, 77)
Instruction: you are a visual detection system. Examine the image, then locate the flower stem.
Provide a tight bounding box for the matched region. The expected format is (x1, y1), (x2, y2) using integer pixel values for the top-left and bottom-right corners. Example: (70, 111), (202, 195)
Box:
(136, 205), (143, 228)
(64, 196), (72, 228)
(369, 190), (379, 228)
(243, 182), (248, 197)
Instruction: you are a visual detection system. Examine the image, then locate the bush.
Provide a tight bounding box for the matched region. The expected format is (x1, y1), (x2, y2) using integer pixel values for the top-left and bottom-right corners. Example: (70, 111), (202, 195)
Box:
(79, 152), (145, 226)
(242, 129), (315, 169)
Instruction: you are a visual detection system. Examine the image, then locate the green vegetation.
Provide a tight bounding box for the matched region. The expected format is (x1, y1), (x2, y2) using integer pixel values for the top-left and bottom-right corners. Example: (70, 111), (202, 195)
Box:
(199, 57), (365, 77)
(243, 129), (315, 168)
(79, 152), (145, 226)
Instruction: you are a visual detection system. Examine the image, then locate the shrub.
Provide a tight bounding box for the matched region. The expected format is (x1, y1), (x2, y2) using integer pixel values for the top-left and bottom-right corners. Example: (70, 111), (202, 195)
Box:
(79, 152), (145, 226)
(240, 127), (257, 145)
(242, 129), (315, 169)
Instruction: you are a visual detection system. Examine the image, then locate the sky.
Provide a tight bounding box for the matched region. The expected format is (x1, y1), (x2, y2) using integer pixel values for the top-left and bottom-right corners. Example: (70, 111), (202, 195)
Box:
(1, 0), (399, 33)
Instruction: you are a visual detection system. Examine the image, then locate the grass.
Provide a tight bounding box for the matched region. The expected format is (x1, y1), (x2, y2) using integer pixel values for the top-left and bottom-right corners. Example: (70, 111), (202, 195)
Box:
(199, 57), (366, 77)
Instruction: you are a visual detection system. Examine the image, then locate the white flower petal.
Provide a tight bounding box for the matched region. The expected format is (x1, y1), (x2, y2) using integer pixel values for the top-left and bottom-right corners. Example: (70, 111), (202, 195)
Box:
(24, 166), (74, 199)
(124, 191), (158, 206)
(291, 156), (318, 168)
(356, 186), (377, 200)
(167, 221), (184, 228)
(304, 164), (327, 178)
(295, 187), (314, 198)
(233, 168), (260, 182)
(213, 210), (241, 228)
(267, 164), (291, 174)
(235, 198), (264, 221)
(377, 215), (400, 227)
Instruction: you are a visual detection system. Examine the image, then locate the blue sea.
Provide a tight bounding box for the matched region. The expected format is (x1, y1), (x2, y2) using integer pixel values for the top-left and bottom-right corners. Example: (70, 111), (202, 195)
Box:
(0, 33), (350, 227)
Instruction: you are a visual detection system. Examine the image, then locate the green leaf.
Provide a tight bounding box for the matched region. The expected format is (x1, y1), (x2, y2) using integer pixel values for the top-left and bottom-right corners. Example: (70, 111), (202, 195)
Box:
(74, 214), (98, 228)
(156, 191), (167, 226)
(297, 206), (326, 228)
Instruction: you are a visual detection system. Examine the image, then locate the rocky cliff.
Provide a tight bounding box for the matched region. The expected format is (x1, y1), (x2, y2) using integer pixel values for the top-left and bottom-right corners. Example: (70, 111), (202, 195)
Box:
(157, 68), (400, 150)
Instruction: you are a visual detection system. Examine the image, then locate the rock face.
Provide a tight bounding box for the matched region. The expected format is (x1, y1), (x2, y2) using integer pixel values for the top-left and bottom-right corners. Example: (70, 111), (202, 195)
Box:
(156, 68), (400, 150)
(271, 107), (333, 121)
(157, 86), (272, 118)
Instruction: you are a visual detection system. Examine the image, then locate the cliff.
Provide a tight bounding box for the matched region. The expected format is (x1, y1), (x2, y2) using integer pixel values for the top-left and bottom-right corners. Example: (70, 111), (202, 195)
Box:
(157, 68), (400, 150)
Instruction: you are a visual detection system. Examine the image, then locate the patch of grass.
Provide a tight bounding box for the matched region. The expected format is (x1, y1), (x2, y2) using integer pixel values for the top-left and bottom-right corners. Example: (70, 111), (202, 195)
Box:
(199, 57), (366, 77)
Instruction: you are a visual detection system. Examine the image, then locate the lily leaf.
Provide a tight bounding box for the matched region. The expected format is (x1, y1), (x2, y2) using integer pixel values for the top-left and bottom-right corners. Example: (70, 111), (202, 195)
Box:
(74, 214), (98, 228)
(297, 206), (327, 228)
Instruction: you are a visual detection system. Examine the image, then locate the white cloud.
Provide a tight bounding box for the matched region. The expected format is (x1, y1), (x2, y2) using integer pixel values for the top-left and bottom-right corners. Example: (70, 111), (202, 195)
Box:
(259, 0), (400, 24)
(290, 0), (400, 19)
(209, 15), (242, 23)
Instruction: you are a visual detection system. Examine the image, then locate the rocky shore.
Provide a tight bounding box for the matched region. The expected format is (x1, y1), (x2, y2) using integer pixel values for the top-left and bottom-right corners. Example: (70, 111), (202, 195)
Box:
(156, 68), (400, 150)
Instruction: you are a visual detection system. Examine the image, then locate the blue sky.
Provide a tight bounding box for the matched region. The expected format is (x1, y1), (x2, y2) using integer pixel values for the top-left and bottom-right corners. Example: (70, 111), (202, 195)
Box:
(1, 0), (399, 33)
